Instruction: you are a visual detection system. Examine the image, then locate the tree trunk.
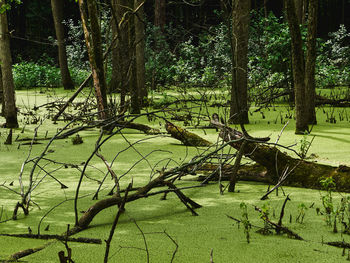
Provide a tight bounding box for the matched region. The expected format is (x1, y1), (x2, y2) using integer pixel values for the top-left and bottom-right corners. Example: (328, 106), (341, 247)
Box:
(51, 0), (75, 90)
(110, 0), (131, 111)
(0, 68), (3, 116)
(293, 0), (306, 24)
(305, 0), (318, 125)
(285, 0), (308, 134)
(0, 4), (18, 128)
(154, 0), (166, 31)
(134, 0), (147, 105)
(128, 3), (140, 114)
(230, 0), (250, 124)
(78, 0), (108, 120)
(165, 122), (212, 147)
(211, 121), (350, 192)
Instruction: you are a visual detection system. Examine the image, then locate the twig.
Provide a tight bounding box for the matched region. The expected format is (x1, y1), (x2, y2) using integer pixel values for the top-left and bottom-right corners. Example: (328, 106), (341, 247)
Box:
(163, 230), (178, 263)
(104, 182), (132, 263)
(132, 219), (149, 263)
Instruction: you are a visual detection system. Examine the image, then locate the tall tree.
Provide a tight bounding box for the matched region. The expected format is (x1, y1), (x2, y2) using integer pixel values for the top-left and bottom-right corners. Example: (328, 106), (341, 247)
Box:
(305, 0), (318, 124)
(154, 0), (166, 31)
(128, 1), (140, 114)
(134, 0), (146, 104)
(110, 0), (133, 112)
(285, 0), (318, 133)
(0, 2), (18, 128)
(78, 0), (108, 120)
(0, 68), (3, 116)
(229, 0), (250, 124)
(51, 0), (75, 90)
(293, 0), (306, 24)
(285, 0), (308, 134)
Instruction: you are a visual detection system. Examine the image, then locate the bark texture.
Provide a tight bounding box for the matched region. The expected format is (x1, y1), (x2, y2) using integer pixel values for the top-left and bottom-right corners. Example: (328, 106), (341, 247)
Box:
(51, 0), (74, 90)
(78, 0), (108, 120)
(110, 0), (130, 111)
(305, 0), (318, 124)
(134, 0), (147, 103)
(214, 122), (350, 192)
(165, 122), (212, 147)
(285, 0), (308, 134)
(0, 5), (18, 128)
(0, 68), (3, 116)
(230, 0), (250, 124)
(154, 0), (166, 31)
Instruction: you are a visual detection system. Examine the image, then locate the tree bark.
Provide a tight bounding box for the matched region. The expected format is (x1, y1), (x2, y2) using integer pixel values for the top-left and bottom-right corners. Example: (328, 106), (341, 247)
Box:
(51, 0), (75, 90)
(110, 0), (130, 112)
(0, 4), (18, 128)
(285, 0), (308, 134)
(305, 0), (318, 125)
(0, 68), (3, 116)
(154, 0), (166, 31)
(293, 0), (306, 24)
(134, 0), (147, 104)
(213, 121), (350, 192)
(78, 0), (108, 120)
(165, 122), (212, 147)
(128, 2), (140, 115)
(230, 0), (250, 124)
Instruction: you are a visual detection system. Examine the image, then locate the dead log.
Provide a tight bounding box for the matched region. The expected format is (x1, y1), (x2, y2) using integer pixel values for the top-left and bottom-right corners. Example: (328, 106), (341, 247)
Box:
(71, 170), (201, 234)
(115, 121), (161, 135)
(0, 233), (102, 244)
(165, 122), (212, 147)
(196, 163), (270, 184)
(211, 119), (350, 192)
(315, 94), (350, 107)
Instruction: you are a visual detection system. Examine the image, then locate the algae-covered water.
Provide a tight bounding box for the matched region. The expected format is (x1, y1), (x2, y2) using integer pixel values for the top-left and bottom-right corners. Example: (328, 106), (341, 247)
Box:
(0, 88), (349, 262)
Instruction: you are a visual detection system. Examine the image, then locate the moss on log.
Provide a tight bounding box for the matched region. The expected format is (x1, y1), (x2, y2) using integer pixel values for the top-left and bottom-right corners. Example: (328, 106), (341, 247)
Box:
(210, 120), (350, 192)
(165, 122), (212, 147)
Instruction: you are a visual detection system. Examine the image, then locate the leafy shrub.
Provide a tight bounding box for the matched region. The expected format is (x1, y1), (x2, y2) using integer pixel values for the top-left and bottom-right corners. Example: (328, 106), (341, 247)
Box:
(145, 23), (177, 87)
(13, 62), (90, 89)
(317, 25), (350, 87)
(13, 62), (61, 88)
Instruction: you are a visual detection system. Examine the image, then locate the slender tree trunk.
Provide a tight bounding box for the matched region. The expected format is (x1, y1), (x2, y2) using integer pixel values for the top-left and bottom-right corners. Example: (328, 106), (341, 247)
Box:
(293, 0), (305, 24)
(0, 4), (18, 128)
(128, 2), (140, 114)
(285, 0), (308, 134)
(134, 0), (146, 105)
(229, 0), (250, 124)
(110, 0), (130, 109)
(78, 0), (108, 120)
(154, 0), (166, 31)
(0, 68), (3, 116)
(51, 0), (75, 90)
(305, 0), (318, 125)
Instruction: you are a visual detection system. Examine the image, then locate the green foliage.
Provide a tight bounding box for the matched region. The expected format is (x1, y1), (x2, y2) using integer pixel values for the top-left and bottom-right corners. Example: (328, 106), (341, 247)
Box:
(145, 24), (177, 87)
(0, 0), (21, 13)
(63, 19), (89, 70)
(145, 22), (231, 88)
(320, 177), (336, 226)
(296, 203), (307, 224)
(12, 62), (89, 89)
(298, 134), (312, 159)
(13, 62), (61, 88)
(317, 25), (350, 87)
(240, 202), (251, 244)
(249, 10), (293, 88)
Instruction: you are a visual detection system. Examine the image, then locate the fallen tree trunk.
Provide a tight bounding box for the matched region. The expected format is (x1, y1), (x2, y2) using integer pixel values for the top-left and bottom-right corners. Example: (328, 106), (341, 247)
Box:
(315, 95), (350, 107)
(71, 170), (201, 234)
(211, 119), (350, 192)
(165, 122), (212, 147)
